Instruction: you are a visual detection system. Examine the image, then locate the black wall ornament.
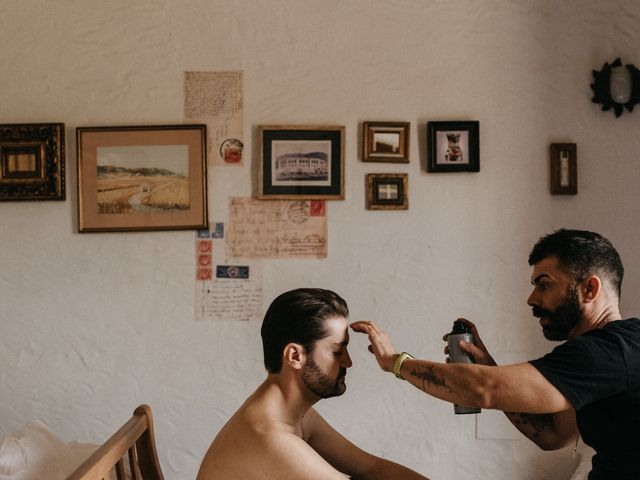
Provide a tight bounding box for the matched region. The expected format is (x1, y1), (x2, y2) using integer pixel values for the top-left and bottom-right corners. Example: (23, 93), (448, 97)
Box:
(591, 57), (640, 117)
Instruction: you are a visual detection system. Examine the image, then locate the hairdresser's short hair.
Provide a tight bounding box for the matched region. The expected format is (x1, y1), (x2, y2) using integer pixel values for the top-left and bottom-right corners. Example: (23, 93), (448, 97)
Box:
(528, 229), (624, 298)
(261, 288), (349, 373)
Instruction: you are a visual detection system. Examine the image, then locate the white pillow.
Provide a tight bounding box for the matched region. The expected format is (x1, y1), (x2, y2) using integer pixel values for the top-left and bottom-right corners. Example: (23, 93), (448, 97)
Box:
(0, 421), (98, 480)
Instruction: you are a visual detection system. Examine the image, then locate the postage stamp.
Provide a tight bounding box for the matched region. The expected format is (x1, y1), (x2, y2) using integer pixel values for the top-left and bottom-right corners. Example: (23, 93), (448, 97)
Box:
(197, 267), (212, 281)
(219, 138), (243, 164)
(310, 200), (325, 217)
(198, 254), (212, 267)
(212, 222), (224, 238)
(216, 265), (249, 279)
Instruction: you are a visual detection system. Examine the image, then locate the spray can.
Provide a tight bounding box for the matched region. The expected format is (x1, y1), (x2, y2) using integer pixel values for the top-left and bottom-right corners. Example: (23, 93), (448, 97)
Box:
(448, 320), (481, 414)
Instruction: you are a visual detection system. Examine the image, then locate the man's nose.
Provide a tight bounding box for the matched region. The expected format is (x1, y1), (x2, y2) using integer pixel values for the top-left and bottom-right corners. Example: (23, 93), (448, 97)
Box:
(343, 350), (353, 368)
(527, 290), (537, 307)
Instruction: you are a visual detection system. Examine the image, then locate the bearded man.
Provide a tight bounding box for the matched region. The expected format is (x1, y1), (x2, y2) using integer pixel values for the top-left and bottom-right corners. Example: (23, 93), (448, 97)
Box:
(197, 288), (428, 480)
(351, 229), (640, 480)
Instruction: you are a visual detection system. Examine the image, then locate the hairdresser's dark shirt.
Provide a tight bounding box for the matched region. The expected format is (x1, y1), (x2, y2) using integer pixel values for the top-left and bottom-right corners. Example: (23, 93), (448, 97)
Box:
(530, 318), (640, 480)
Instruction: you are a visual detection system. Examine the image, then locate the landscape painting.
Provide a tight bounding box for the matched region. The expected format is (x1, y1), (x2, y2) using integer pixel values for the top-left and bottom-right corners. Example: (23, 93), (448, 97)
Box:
(77, 124), (207, 232)
(96, 145), (190, 214)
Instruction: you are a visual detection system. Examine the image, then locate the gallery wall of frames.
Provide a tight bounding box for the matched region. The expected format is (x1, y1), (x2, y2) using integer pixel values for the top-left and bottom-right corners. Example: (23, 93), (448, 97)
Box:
(0, 116), (578, 231)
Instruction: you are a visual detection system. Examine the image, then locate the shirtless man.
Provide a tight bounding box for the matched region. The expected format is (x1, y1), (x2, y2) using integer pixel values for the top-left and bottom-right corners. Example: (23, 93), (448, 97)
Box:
(197, 288), (428, 480)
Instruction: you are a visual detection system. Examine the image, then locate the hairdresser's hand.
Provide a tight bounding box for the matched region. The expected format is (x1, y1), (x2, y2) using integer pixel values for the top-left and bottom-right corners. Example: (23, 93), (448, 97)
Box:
(443, 318), (497, 366)
(350, 320), (398, 373)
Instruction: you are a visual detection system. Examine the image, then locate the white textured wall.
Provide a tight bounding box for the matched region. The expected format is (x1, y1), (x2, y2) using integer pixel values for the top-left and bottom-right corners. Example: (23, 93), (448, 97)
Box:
(2, 1), (640, 479)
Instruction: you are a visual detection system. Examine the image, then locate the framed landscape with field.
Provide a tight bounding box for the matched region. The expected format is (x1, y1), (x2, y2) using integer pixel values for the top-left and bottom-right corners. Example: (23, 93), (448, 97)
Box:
(77, 125), (207, 232)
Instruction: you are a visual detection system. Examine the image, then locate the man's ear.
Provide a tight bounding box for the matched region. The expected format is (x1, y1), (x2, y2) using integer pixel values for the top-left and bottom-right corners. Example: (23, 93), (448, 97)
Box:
(283, 343), (305, 370)
(581, 275), (601, 303)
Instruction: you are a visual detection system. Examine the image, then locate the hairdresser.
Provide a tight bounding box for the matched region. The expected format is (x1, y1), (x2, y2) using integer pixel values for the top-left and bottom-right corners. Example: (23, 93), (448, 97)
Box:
(351, 229), (640, 480)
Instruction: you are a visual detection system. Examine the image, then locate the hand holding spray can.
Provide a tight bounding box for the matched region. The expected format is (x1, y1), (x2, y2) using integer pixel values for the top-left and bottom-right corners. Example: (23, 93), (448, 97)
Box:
(448, 320), (481, 414)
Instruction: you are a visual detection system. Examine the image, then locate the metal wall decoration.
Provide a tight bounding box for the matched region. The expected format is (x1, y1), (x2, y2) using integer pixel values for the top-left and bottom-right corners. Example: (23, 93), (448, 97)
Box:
(0, 123), (65, 201)
(591, 57), (640, 117)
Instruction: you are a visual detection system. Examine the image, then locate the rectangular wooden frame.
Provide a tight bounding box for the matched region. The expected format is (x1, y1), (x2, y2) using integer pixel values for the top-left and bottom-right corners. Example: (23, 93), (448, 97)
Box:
(550, 143), (577, 195)
(0, 123), (65, 201)
(77, 125), (207, 232)
(427, 120), (479, 173)
(366, 173), (408, 210)
(258, 125), (344, 200)
(362, 121), (410, 163)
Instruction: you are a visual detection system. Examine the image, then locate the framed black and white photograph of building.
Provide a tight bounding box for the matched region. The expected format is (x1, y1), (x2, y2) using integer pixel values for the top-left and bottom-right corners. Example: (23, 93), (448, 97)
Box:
(258, 125), (344, 200)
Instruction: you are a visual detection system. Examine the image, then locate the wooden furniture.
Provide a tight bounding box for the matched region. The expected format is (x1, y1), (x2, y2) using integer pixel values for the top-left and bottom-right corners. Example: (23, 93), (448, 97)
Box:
(66, 404), (164, 480)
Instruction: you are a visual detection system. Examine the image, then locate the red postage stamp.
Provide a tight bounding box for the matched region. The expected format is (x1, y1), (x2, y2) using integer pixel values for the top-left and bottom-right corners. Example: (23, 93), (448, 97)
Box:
(196, 267), (212, 281)
(310, 200), (326, 217)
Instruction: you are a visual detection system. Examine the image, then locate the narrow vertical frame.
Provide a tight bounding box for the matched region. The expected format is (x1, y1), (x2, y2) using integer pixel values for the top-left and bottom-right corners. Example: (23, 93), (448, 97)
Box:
(550, 143), (577, 195)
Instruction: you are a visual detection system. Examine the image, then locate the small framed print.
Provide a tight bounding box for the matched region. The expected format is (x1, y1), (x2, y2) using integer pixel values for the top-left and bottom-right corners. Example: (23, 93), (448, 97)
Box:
(363, 121), (410, 163)
(258, 125), (344, 200)
(77, 124), (208, 232)
(0, 123), (65, 201)
(366, 173), (408, 210)
(550, 143), (577, 195)
(427, 121), (479, 172)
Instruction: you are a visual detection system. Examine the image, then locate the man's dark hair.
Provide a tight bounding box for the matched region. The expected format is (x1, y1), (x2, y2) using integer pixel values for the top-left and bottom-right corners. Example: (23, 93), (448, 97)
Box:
(261, 288), (349, 373)
(528, 229), (624, 298)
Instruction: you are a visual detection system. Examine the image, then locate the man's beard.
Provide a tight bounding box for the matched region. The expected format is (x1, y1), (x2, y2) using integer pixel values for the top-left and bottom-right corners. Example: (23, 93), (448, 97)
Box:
(301, 357), (346, 399)
(532, 284), (582, 341)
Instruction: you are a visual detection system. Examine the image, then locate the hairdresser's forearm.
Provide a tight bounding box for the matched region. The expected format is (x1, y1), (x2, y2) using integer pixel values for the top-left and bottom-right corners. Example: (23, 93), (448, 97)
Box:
(396, 359), (572, 414)
(398, 359), (489, 408)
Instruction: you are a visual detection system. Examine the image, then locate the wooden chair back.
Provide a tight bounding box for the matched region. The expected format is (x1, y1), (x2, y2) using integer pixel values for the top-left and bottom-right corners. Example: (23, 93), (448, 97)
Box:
(66, 404), (164, 480)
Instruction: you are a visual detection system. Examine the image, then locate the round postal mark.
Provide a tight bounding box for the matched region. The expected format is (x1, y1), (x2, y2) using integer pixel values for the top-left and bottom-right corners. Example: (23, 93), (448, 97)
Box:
(286, 201), (309, 224)
(219, 138), (243, 163)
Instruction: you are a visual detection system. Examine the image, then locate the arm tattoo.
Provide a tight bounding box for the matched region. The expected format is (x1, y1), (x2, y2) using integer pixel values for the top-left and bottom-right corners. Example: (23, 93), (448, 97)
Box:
(506, 412), (554, 439)
(410, 366), (452, 393)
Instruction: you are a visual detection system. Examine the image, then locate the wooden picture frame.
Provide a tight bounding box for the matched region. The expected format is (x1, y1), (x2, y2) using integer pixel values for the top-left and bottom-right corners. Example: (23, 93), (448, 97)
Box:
(77, 125), (208, 232)
(258, 125), (344, 200)
(366, 173), (408, 210)
(363, 121), (410, 163)
(427, 121), (479, 172)
(0, 123), (65, 201)
(550, 143), (577, 195)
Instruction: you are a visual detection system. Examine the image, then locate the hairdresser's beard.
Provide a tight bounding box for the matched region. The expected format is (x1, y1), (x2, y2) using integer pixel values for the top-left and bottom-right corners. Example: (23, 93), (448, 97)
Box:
(533, 285), (582, 341)
(301, 358), (346, 399)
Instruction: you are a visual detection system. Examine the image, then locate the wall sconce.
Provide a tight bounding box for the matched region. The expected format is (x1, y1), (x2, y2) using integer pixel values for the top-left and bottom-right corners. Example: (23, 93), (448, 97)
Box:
(591, 57), (640, 117)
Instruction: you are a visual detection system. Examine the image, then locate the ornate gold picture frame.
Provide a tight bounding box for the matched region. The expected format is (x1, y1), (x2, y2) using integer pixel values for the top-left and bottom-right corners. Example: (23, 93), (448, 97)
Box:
(0, 123), (65, 201)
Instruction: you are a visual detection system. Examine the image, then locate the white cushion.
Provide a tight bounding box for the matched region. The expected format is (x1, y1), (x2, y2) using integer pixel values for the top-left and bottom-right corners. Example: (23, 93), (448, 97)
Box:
(0, 421), (97, 480)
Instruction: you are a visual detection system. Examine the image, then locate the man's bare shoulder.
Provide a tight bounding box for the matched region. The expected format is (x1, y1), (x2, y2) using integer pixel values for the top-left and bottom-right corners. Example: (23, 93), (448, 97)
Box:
(197, 400), (347, 479)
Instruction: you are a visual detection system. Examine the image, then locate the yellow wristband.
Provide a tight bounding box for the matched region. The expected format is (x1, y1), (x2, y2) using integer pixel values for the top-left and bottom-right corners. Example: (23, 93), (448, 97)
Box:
(393, 352), (414, 380)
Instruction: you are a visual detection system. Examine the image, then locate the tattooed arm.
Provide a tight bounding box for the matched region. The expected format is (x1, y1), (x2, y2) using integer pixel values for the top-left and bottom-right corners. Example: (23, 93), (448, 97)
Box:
(350, 321), (576, 450)
(504, 409), (578, 450)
